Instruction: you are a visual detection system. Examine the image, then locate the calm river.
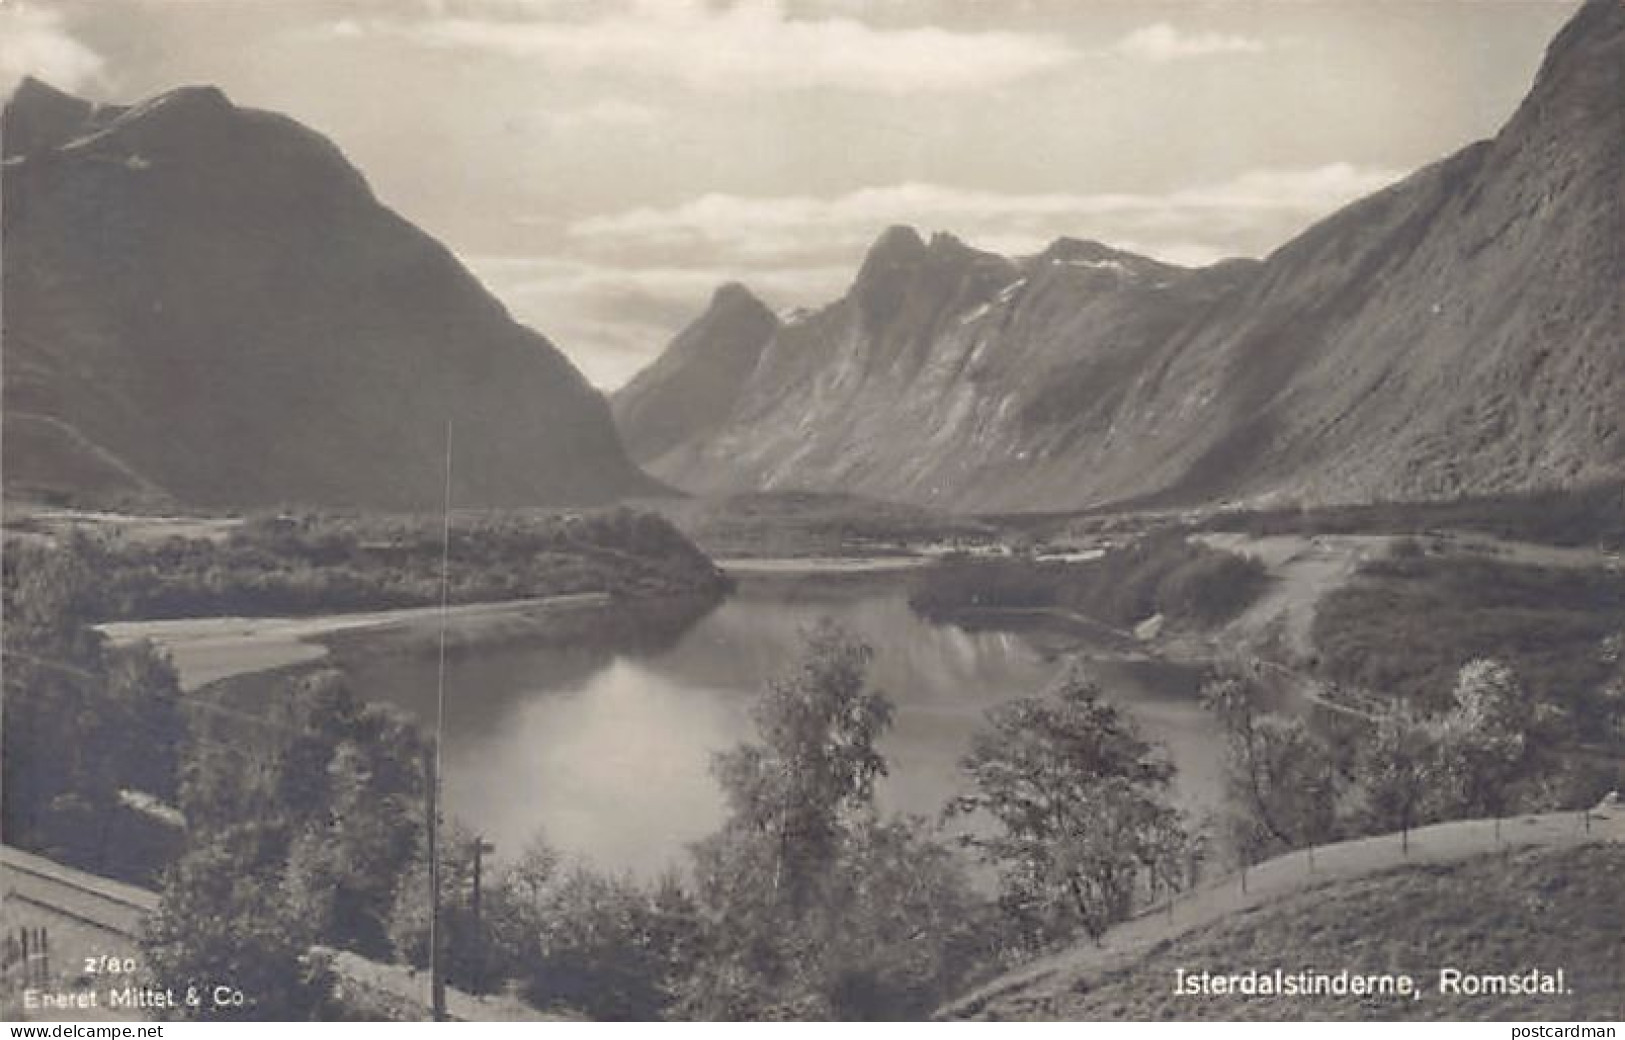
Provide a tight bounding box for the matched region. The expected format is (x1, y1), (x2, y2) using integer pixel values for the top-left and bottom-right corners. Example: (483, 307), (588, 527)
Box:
(343, 574), (1223, 876)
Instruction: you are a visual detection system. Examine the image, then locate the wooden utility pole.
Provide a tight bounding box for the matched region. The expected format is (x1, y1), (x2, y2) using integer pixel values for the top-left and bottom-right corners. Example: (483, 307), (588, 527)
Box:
(470, 837), (495, 994)
(425, 749), (446, 1021)
(427, 418), (454, 1022)
(1615, 937), (1623, 1021)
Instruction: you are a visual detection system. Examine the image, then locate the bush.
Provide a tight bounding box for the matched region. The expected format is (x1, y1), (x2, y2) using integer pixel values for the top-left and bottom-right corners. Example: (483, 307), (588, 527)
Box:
(1153, 550), (1268, 626)
(910, 533), (1267, 631)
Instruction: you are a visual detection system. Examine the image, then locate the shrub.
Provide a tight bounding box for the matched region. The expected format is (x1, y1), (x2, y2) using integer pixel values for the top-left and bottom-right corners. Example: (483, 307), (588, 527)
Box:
(910, 533), (1267, 631)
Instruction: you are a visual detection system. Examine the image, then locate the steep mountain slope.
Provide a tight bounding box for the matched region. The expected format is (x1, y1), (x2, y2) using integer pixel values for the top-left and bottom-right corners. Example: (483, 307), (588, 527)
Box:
(625, 0), (1623, 514)
(611, 282), (779, 465)
(2, 79), (660, 511)
(642, 227), (1256, 509)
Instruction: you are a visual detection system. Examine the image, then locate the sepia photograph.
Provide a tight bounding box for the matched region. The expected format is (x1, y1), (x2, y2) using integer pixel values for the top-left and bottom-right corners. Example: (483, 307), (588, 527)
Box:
(1, 0), (1622, 1025)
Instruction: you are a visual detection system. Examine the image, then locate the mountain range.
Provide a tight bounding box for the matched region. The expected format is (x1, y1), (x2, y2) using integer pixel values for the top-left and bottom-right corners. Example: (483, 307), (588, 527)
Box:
(2, 77), (659, 511)
(614, 0), (1623, 514)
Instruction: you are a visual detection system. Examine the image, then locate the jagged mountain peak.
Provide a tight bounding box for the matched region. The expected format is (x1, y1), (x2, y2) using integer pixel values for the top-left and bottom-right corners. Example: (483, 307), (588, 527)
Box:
(2, 76), (93, 158)
(1035, 237), (1135, 264)
(7, 75), (86, 112)
(615, 1), (1622, 513)
(47, 83), (245, 162)
(866, 223), (927, 257)
(612, 282), (782, 466)
(853, 224), (928, 284)
(708, 280), (772, 315)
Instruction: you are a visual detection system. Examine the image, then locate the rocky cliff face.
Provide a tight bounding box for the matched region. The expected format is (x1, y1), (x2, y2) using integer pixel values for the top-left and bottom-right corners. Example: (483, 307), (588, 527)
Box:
(621, 0), (1623, 514)
(2, 78), (661, 510)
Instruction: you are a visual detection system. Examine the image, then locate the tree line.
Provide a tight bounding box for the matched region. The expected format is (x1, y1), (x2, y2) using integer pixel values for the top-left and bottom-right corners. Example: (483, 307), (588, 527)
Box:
(23, 507), (729, 623)
(1203, 649), (1624, 867)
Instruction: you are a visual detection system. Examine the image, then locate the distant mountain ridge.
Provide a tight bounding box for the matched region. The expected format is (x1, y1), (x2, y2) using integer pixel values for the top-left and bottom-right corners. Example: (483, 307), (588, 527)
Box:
(616, 0), (1623, 514)
(2, 77), (661, 511)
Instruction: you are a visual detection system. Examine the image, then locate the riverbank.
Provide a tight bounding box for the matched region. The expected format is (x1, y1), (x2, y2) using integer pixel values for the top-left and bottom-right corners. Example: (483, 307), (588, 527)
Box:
(100, 592), (641, 691)
(716, 554), (933, 575)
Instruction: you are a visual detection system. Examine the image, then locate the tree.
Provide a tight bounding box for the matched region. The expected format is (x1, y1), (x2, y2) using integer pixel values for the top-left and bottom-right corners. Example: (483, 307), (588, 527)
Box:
(151, 670), (429, 1016)
(283, 729), (424, 959)
(1430, 658), (1532, 819)
(1596, 632), (1625, 741)
(482, 838), (688, 1020)
(1201, 668), (1342, 862)
(675, 620), (983, 1020)
(1, 539), (188, 876)
(784, 815), (987, 1020)
(387, 819), (483, 993)
(1356, 702), (1438, 851)
(679, 812), (985, 1021)
(950, 663), (1186, 946)
(143, 823), (335, 1020)
(707, 619), (893, 909)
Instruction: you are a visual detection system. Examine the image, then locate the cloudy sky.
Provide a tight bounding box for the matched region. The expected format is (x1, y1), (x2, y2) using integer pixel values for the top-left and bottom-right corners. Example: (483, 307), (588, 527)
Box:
(2, 0), (1580, 388)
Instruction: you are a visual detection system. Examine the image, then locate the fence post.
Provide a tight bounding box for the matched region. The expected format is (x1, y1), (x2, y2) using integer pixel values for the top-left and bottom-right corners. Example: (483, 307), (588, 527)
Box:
(1616, 937), (1624, 1021)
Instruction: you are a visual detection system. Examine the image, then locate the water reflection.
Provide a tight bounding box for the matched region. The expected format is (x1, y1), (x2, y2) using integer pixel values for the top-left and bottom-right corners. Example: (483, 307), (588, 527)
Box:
(343, 579), (1221, 876)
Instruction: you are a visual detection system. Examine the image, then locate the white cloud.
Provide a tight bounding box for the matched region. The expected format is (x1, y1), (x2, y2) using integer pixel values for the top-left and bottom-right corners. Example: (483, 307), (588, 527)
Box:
(465, 253), (852, 388)
(538, 99), (659, 133)
(1114, 23), (1268, 63)
(341, 0), (1077, 94)
(480, 164), (1403, 388)
(566, 165), (1404, 268)
(0, 4), (106, 94)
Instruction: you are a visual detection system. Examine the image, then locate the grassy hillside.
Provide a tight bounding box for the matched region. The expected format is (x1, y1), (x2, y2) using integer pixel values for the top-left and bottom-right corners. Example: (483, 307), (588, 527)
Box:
(1029, 843), (1625, 1021)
